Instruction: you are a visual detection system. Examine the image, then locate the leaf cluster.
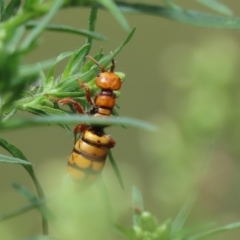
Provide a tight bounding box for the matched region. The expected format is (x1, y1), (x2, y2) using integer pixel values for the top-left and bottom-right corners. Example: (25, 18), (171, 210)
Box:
(0, 0), (136, 238)
(117, 187), (240, 240)
(0, 0), (240, 240)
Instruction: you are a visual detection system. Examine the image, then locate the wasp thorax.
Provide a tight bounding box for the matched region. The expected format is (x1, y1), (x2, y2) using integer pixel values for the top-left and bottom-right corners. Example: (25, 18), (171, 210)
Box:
(95, 72), (121, 90)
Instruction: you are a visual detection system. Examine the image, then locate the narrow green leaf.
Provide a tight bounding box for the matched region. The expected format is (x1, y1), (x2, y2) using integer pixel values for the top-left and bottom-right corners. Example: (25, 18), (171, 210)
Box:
(156, 219), (172, 240)
(12, 183), (55, 221)
(97, 0), (130, 31)
(6, 25), (25, 50)
(132, 186), (144, 226)
(45, 51), (74, 86)
(0, 198), (47, 222)
(36, 70), (46, 93)
(54, 51), (105, 91)
(22, 236), (53, 240)
(115, 1), (240, 29)
(92, 27), (135, 68)
(0, 154), (32, 165)
(163, 0), (182, 10)
(0, 138), (48, 234)
(20, 58), (56, 78)
(43, 92), (85, 98)
(172, 143), (214, 233)
(26, 21), (108, 40)
(189, 222), (240, 240)
(20, 0), (64, 52)
(115, 224), (136, 239)
(1, 0), (21, 21)
(25, 106), (48, 116)
(62, 44), (90, 80)
(85, 6), (98, 55)
(52, 51), (73, 62)
(13, 183), (37, 201)
(0, 137), (46, 200)
(59, 123), (74, 139)
(0, 138), (28, 160)
(28, 105), (69, 116)
(172, 194), (197, 231)
(0, 115), (157, 132)
(196, 0), (232, 16)
(171, 222), (216, 239)
(0, 0), (5, 20)
(78, 27), (136, 83)
(23, 0), (41, 11)
(132, 186), (144, 210)
(0, 138), (42, 199)
(53, 74), (82, 92)
(108, 150), (124, 189)
(2, 108), (17, 122)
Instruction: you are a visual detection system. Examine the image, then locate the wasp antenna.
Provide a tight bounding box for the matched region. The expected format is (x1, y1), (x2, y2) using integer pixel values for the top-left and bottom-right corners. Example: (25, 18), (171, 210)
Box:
(110, 58), (116, 72)
(86, 55), (105, 72)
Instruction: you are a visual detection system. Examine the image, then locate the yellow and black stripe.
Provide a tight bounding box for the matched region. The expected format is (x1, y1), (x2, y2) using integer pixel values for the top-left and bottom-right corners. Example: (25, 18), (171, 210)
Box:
(67, 128), (114, 183)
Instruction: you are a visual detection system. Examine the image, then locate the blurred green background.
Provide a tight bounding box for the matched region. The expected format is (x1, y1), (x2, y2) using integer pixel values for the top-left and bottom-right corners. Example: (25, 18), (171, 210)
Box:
(1, 0), (240, 239)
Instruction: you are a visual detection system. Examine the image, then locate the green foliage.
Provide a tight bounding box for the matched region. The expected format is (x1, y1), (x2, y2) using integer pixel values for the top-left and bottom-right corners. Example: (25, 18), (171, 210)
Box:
(117, 187), (240, 240)
(0, 153), (32, 165)
(196, 0), (232, 16)
(113, 1), (240, 29)
(0, 0), (240, 239)
(12, 183), (55, 222)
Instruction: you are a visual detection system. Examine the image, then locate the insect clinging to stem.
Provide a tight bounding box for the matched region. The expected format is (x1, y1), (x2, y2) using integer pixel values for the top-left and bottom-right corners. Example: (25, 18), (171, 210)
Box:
(50, 55), (123, 184)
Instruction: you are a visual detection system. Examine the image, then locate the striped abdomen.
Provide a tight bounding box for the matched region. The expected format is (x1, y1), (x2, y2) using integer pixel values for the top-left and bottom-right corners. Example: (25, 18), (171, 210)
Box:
(67, 128), (115, 183)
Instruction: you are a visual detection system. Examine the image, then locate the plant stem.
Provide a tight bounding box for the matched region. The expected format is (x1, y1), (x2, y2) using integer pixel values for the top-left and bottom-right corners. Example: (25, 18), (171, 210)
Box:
(26, 168), (49, 235)
(0, 199), (47, 222)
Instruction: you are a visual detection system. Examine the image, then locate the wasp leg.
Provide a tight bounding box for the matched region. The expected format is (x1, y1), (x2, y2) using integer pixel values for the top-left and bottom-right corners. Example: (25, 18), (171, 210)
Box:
(110, 58), (116, 73)
(46, 95), (88, 143)
(108, 136), (116, 148)
(58, 98), (85, 114)
(73, 124), (87, 143)
(46, 95), (85, 115)
(77, 78), (94, 106)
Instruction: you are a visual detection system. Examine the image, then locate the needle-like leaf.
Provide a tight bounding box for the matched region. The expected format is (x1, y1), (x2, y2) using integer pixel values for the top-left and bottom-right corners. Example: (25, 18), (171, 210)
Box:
(108, 150), (124, 189)
(0, 154), (32, 165)
(0, 115), (157, 132)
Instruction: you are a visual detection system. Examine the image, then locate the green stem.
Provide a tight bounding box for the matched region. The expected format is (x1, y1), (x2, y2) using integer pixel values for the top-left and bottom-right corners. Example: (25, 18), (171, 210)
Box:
(0, 198), (47, 222)
(0, 0), (5, 19)
(0, 0), (66, 30)
(23, 166), (49, 235)
(28, 170), (49, 235)
(2, 108), (17, 123)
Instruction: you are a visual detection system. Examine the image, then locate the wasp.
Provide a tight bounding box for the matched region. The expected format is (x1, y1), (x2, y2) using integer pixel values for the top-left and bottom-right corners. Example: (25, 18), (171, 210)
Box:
(53, 56), (122, 183)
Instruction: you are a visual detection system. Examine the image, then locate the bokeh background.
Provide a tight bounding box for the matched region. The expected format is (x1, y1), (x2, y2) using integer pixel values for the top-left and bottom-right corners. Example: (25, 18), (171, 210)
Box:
(1, 0), (240, 239)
